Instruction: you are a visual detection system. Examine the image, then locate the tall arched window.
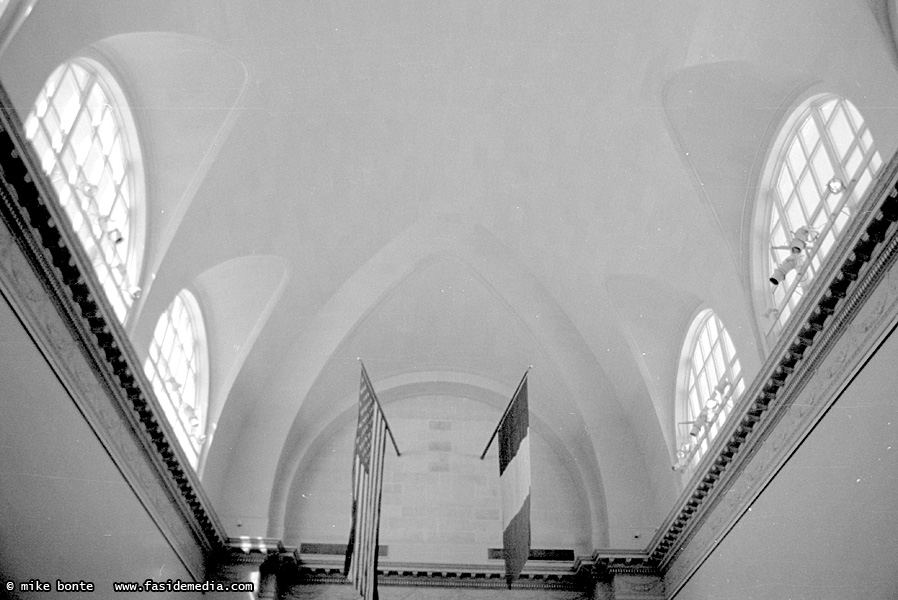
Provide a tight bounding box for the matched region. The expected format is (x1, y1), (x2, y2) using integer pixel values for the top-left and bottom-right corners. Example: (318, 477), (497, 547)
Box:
(24, 58), (145, 322)
(144, 290), (209, 467)
(760, 95), (881, 341)
(675, 310), (745, 471)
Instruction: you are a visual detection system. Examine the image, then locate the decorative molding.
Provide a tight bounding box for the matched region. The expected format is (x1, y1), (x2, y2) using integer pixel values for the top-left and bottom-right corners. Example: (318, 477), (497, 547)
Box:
(0, 84), (227, 576)
(488, 549), (576, 562)
(295, 556), (584, 592)
(300, 542), (387, 557)
(581, 550), (658, 578)
(648, 148), (898, 595)
(213, 550), (649, 597)
(285, 586), (588, 600)
(220, 537), (296, 566)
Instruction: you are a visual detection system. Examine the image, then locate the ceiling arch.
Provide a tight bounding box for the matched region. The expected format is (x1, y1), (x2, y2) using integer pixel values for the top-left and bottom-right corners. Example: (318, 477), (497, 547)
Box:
(206, 214), (663, 546)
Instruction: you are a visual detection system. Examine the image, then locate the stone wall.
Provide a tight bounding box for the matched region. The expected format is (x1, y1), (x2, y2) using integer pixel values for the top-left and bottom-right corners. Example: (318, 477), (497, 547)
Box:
(284, 394), (593, 563)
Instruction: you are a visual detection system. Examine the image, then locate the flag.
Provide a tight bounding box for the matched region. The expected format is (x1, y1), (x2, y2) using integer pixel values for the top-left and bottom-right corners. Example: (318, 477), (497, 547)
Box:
(498, 373), (531, 588)
(344, 364), (388, 600)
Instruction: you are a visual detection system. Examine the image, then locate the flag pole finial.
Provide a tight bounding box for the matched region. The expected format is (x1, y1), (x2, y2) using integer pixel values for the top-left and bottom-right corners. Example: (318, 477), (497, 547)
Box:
(360, 361), (402, 457)
(479, 368), (530, 460)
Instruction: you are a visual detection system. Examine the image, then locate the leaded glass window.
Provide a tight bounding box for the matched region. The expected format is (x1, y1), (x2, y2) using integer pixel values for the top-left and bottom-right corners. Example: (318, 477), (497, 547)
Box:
(24, 58), (144, 321)
(763, 96), (880, 340)
(144, 290), (208, 466)
(675, 310), (745, 471)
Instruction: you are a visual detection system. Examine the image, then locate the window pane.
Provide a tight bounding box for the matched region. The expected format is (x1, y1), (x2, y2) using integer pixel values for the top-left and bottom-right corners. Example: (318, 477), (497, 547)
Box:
(54, 70), (80, 134)
(855, 170), (872, 200)
(829, 107), (854, 159)
(771, 220), (788, 248)
(844, 147), (862, 177)
(861, 129), (873, 151)
(797, 173), (817, 218)
(846, 101), (864, 130)
(776, 168), (793, 203)
(810, 147), (834, 192)
(785, 196), (805, 228)
(799, 117), (819, 150)
(819, 99), (837, 122)
(787, 138), (806, 175)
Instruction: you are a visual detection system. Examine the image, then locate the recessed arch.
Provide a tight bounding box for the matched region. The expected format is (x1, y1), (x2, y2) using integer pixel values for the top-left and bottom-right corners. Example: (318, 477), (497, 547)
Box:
(276, 374), (603, 557)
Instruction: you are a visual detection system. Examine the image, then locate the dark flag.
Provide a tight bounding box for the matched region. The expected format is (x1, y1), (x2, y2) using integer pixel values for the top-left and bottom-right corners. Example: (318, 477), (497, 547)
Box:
(498, 373), (531, 588)
(344, 363), (389, 600)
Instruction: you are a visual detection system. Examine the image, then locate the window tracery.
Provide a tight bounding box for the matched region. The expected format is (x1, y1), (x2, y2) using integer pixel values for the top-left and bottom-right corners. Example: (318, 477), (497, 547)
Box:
(675, 310), (745, 471)
(761, 95), (880, 340)
(144, 290), (208, 467)
(24, 58), (145, 322)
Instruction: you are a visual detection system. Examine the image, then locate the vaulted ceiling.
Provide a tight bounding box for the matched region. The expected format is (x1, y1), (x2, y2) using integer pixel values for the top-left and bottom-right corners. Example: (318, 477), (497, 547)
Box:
(3, 0), (898, 559)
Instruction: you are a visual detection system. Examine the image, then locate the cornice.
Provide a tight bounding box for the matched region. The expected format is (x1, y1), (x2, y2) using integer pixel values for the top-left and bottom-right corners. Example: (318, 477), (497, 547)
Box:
(586, 550), (659, 578)
(217, 537), (298, 568)
(295, 556), (585, 591)
(647, 150), (898, 594)
(0, 85), (227, 576)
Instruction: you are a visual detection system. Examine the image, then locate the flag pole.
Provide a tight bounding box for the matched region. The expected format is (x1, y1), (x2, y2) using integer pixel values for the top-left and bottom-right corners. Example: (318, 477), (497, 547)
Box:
(479, 366), (531, 460)
(359, 358), (402, 457)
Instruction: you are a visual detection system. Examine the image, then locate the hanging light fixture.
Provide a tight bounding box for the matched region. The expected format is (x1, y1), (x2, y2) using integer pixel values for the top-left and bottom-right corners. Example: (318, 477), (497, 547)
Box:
(689, 408), (710, 437)
(770, 254), (801, 285)
(790, 226), (813, 253)
(714, 378), (731, 397)
(165, 377), (181, 392)
(827, 177), (845, 195)
(182, 404), (200, 429)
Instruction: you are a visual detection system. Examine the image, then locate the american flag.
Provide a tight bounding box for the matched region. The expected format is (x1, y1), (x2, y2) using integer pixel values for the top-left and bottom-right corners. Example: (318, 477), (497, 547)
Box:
(344, 363), (388, 600)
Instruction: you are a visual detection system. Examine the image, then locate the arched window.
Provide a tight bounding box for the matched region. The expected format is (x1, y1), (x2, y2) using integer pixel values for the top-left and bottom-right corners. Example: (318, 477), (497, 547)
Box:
(143, 290), (209, 467)
(760, 95), (881, 341)
(24, 58), (145, 322)
(675, 310), (745, 471)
